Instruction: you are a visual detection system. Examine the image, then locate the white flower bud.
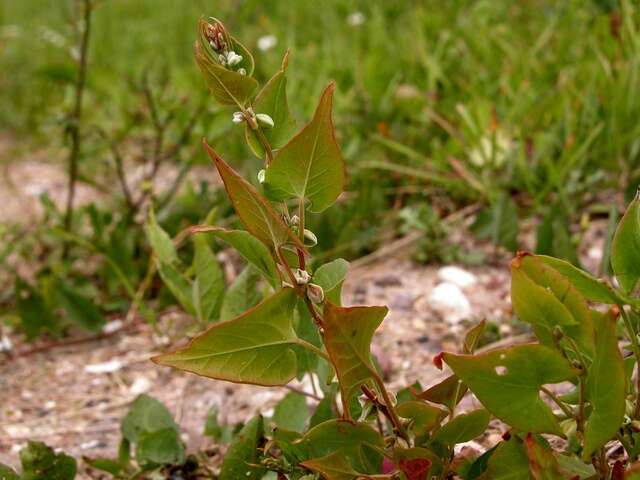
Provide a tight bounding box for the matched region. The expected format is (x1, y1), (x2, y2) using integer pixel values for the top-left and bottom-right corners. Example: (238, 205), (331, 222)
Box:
(256, 113), (275, 128)
(257, 169), (266, 183)
(237, 67), (246, 76)
(289, 215), (300, 226)
(294, 269), (311, 285)
(303, 229), (318, 247)
(281, 280), (293, 289)
(307, 283), (325, 304)
(218, 54), (227, 65)
(232, 111), (244, 124)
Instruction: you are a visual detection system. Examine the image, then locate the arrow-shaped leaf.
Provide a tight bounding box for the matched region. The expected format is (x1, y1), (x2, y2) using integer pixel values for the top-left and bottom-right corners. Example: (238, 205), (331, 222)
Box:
(301, 451), (366, 480)
(245, 52), (297, 157)
(583, 308), (626, 460)
(396, 401), (446, 437)
(430, 409), (490, 447)
(152, 288), (300, 386)
(511, 253), (595, 358)
(192, 226), (279, 287)
(612, 189), (640, 294)
(322, 302), (388, 415)
(265, 82), (346, 213)
(204, 141), (305, 252)
(443, 345), (579, 435)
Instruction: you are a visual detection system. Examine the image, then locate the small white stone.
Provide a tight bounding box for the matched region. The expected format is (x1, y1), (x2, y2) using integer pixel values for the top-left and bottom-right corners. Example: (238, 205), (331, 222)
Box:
(80, 439), (101, 450)
(84, 359), (123, 374)
(102, 319), (123, 334)
(44, 400), (56, 409)
(129, 376), (152, 395)
(0, 335), (13, 352)
(437, 266), (477, 288)
(428, 282), (472, 324)
(257, 34), (277, 51)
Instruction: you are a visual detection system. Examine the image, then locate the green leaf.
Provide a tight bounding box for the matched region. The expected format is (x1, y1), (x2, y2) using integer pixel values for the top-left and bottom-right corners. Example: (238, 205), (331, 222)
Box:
(322, 301), (387, 416)
(153, 288), (300, 386)
(396, 401), (446, 437)
(301, 451), (366, 480)
(245, 52), (297, 156)
(511, 253), (595, 358)
(556, 454), (596, 479)
(82, 457), (123, 476)
(219, 415), (265, 480)
(302, 419), (384, 473)
(525, 434), (564, 479)
(430, 409), (490, 446)
(204, 141), (305, 251)
(145, 210), (177, 265)
(309, 395), (337, 428)
(195, 20), (257, 106)
(16, 279), (59, 340)
(265, 82), (346, 213)
(136, 428), (184, 466)
(313, 258), (349, 304)
(192, 235), (225, 323)
(121, 394), (179, 444)
(464, 320), (486, 354)
(611, 190), (640, 294)
(157, 260), (195, 315)
(480, 438), (530, 480)
(443, 345), (578, 435)
(538, 255), (622, 304)
(582, 309), (626, 460)
(192, 227), (279, 287)
(418, 375), (467, 412)
(19, 441), (77, 480)
(219, 266), (262, 321)
(0, 464), (19, 480)
(273, 392), (309, 432)
(55, 282), (104, 332)
(204, 406), (233, 443)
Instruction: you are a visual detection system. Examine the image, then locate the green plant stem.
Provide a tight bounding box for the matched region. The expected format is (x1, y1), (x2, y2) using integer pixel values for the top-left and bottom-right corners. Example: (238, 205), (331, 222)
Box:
(296, 338), (330, 363)
(620, 306), (640, 418)
(577, 376), (586, 438)
(63, 0), (92, 253)
(540, 386), (576, 420)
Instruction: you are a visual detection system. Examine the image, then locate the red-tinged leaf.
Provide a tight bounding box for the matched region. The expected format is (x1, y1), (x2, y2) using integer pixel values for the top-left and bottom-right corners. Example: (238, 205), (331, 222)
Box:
(525, 434), (564, 480)
(583, 308), (626, 460)
(394, 448), (443, 477)
(322, 302), (388, 416)
(443, 345), (579, 436)
(612, 190), (640, 294)
(265, 82), (346, 213)
(152, 289), (300, 386)
(245, 52), (297, 157)
(418, 375), (467, 412)
(511, 253), (595, 358)
(203, 141), (305, 252)
(399, 458), (431, 480)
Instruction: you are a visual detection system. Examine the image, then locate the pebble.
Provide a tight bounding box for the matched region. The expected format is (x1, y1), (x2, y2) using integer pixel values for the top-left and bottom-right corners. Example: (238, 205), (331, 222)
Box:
(428, 282), (472, 324)
(84, 359), (123, 374)
(129, 376), (152, 395)
(437, 266), (477, 288)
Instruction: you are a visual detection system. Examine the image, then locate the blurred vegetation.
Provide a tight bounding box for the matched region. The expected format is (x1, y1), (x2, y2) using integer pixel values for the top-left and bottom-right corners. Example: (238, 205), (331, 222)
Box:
(1, 0), (639, 338)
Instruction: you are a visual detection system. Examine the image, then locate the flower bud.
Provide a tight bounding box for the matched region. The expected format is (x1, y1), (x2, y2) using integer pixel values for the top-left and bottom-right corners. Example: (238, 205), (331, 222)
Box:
(226, 51), (243, 66)
(294, 269), (311, 285)
(307, 283), (325, 304)
(303, 229), (318, 247)
(232, 111), (244, 124)
(257, 169), (266, 184)
(289, 214), (300, 226)
(237, 67), (246, 76)
(256, 113), (275, 128)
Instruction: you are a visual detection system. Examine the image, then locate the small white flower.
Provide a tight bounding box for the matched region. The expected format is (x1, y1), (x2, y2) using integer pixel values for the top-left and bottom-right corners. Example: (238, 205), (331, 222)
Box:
(237, 67), (246, 75)
(289, 215), (300, 226)
(257, 34), (277, 52)
(232, 111), (244, 124)
(257, 169), (266, 183)
(218, 54), (227, 65)
(294, 269), (311, 285)
(347, 11), (365, 27)
(303, 229), (318, 247)
(226, 51), (243, 66)
(256, 113), (275, 128)
(307, 283), (325, 304)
